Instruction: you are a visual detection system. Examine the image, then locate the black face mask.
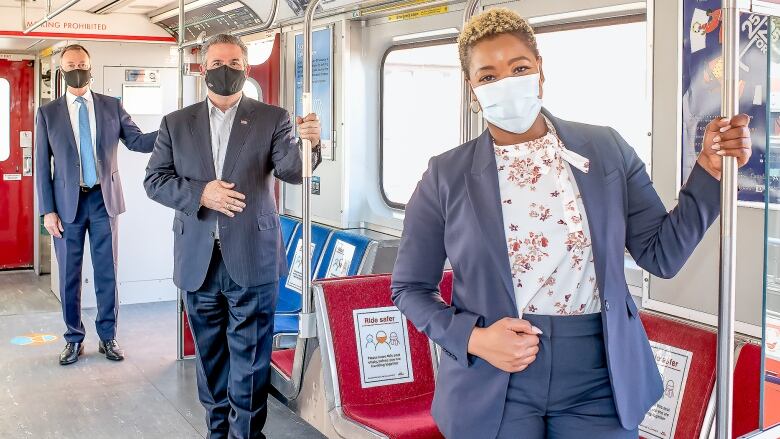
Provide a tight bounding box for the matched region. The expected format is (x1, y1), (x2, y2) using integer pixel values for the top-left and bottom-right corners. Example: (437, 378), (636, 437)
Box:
(63, 68), (91, 88)
(205, 65), (246, 97)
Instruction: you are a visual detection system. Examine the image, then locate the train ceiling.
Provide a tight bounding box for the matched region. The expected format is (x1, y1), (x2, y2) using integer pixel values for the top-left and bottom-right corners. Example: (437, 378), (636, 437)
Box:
(0, 0), (387, 51)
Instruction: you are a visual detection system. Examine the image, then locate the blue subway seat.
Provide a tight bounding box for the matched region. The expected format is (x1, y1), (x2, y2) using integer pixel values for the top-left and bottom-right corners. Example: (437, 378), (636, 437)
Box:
(274, 314), (299, 335)
(315, 230), (373, 279)
(275, 223), (332, 314)
(279, 216), (300, 253)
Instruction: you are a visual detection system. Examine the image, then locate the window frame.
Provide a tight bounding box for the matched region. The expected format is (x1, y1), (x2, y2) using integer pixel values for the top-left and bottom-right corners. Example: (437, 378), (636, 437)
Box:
(379, 37), (459, 210)
(531, 13), (645, 35)
(243, 77), (263, 102)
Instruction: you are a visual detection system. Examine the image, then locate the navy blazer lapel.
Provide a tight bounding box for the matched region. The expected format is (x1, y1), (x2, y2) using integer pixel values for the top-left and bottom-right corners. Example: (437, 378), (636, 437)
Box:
(464, 130), (517, 312)
(544, 110), (609, 295)
(221, 99), (254, 180)
(58, 96), (78, 154)
(191, 102), (217, 181)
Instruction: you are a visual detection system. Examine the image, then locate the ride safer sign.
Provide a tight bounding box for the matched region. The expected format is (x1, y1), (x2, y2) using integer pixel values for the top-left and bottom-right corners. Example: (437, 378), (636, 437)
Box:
(639, 342), (694, 439)
(353, 306), (414, 388)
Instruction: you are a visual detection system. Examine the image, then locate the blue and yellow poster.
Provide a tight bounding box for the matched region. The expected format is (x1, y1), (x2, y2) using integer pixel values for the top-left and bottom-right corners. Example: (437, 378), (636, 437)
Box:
(681, 1), (778, 203)
(295, 27), (333, 160)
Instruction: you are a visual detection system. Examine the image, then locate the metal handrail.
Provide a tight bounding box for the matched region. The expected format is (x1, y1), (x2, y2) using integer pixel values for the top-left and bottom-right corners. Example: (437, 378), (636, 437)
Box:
(274, 0), (322, 401)
(717, 1), (740, 438)
(23, 0), (80, 34)
(175, 0), (186, 362)
(301, 0), (319, 334)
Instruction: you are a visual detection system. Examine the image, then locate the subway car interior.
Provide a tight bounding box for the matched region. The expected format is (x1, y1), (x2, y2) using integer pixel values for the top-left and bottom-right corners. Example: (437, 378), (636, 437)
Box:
(0, 0), (779, 437)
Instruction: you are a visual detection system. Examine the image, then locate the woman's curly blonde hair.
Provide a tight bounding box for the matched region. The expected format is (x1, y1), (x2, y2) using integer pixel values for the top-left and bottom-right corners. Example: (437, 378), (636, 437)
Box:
(457, 8), (538, 78)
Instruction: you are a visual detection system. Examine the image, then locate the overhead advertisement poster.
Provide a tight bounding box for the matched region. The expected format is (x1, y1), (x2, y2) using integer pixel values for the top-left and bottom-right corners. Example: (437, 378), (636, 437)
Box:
(639, 342), (694, 439)
(353, 306), (414, 388)
(295, 27), (334, 160)
(681, 1), (779, 204)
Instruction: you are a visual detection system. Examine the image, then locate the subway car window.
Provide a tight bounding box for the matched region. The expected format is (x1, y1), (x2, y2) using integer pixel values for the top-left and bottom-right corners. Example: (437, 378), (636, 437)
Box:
(535, 20), (651, 170)
(247, 39), (275, 65)
(381, 41), (461, 208)
(0, 78), (8, 162)
(243, 78), (262, 102)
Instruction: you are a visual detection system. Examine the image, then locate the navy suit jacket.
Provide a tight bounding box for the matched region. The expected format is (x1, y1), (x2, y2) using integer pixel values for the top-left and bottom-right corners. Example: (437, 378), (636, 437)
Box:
(36, 92), (157, 223)
(144, 98), (318, 291)
(391, 111), (721, 438)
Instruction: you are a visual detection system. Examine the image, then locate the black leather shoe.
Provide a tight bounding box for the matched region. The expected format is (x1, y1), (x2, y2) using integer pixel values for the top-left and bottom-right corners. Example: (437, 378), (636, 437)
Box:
(59, 342), (83, 365)
(98, 339), (124, 361)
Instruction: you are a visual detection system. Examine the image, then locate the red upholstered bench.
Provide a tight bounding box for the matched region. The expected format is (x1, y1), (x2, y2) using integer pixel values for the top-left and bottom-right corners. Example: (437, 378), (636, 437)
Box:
(182, 307), (196, 358)
(271, 348), (296, 380)
(315, 274), (445, 439)
(732, 342), (761, 438)
(639, 311), (718, 439)
(439, 271), (453, 305)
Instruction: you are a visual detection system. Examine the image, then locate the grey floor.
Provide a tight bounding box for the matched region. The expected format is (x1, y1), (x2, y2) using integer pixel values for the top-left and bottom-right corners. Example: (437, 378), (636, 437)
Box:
(0, 270), (325, 439)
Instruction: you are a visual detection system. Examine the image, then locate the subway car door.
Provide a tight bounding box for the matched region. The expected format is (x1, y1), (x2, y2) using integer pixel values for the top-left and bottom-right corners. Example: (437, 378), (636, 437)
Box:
(0, 59), (34, 269)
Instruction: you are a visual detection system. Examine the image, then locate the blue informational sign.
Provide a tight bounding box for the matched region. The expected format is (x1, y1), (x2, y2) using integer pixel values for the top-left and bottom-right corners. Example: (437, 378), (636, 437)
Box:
(681, 1), (778, 203)
(295, 27), (333, 160)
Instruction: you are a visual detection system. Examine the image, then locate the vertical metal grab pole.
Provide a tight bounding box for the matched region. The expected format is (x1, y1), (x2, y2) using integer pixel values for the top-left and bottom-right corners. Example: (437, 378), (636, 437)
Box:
(177, 0), (185, 111)
(299, 0), (321, 339)
(460, 0), (481, 144)
(717, 1), (739, 437)
(176, 0), (186, 360)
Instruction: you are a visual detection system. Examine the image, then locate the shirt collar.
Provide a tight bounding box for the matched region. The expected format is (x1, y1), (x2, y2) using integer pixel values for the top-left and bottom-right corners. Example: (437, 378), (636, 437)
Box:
(207, 95), (242, 116)
(66, 89), (93, 105)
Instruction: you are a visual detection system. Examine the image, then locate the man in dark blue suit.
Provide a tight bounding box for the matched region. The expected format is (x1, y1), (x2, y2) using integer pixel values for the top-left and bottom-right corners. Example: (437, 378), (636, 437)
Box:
(144, 34), (321, 439)
(35, 44), (157, 366)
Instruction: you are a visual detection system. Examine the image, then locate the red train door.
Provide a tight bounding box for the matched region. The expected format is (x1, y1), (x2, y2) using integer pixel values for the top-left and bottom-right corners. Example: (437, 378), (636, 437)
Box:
(0, 59), (35, 269)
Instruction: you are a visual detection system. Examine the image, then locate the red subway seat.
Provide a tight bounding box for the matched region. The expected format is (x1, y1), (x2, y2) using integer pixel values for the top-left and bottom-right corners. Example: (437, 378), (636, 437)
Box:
(316, 274), (452, 438)
(640, 312), (718, 439)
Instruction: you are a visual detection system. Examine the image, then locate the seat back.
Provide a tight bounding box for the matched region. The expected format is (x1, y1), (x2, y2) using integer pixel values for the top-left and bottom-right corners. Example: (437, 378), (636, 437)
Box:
(280, 215), (300, 252)
(439, 271), (453, 305)
(639, 312), (717, 439)
(276, 223), (332, 314)
(732, 342), (762, 438)
(316, 274), (436, 407)
(315, 230), (373, 279)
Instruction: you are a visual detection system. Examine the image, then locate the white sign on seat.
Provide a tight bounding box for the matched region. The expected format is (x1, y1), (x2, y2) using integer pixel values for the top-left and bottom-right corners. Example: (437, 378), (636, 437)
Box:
(353, 306), (414, 388)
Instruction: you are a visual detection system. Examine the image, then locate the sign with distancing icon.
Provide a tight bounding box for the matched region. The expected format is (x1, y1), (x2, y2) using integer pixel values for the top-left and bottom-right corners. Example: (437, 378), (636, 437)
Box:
(639, 342), (693, 439)
(353, 306), (414, 388)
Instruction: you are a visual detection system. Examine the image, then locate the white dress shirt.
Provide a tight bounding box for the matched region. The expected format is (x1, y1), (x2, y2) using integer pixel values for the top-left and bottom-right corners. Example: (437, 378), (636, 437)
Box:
(207, 96), (242, 239)
(66, 89), (99, 185)
(495, 116), (601, 316)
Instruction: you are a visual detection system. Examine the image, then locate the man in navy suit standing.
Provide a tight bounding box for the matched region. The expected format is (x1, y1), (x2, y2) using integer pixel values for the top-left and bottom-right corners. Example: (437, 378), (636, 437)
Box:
(145, 33), (321, 439)
(35, 44), (157, 366)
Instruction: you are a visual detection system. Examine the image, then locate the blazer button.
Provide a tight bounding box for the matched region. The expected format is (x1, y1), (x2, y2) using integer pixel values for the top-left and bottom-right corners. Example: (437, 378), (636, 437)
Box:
(210, 231), (216, 238)
(605, 300), (610, 311)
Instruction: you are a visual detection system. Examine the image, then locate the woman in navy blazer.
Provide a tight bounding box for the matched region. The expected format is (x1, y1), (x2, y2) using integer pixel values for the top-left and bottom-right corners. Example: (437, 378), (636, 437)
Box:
(391, 9), (752, 439)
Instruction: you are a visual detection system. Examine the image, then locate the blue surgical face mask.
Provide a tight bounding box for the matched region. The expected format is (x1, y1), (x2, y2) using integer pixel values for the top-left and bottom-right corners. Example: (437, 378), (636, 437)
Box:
(473, 73), (542, 134)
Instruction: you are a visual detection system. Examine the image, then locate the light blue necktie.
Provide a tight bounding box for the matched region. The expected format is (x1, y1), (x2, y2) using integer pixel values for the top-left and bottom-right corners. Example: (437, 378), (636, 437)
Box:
(75, 96), (97, 187)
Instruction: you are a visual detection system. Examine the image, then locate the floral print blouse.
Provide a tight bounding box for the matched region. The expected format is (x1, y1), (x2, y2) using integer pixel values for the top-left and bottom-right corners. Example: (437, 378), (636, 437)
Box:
(494, 116), (601, 316)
